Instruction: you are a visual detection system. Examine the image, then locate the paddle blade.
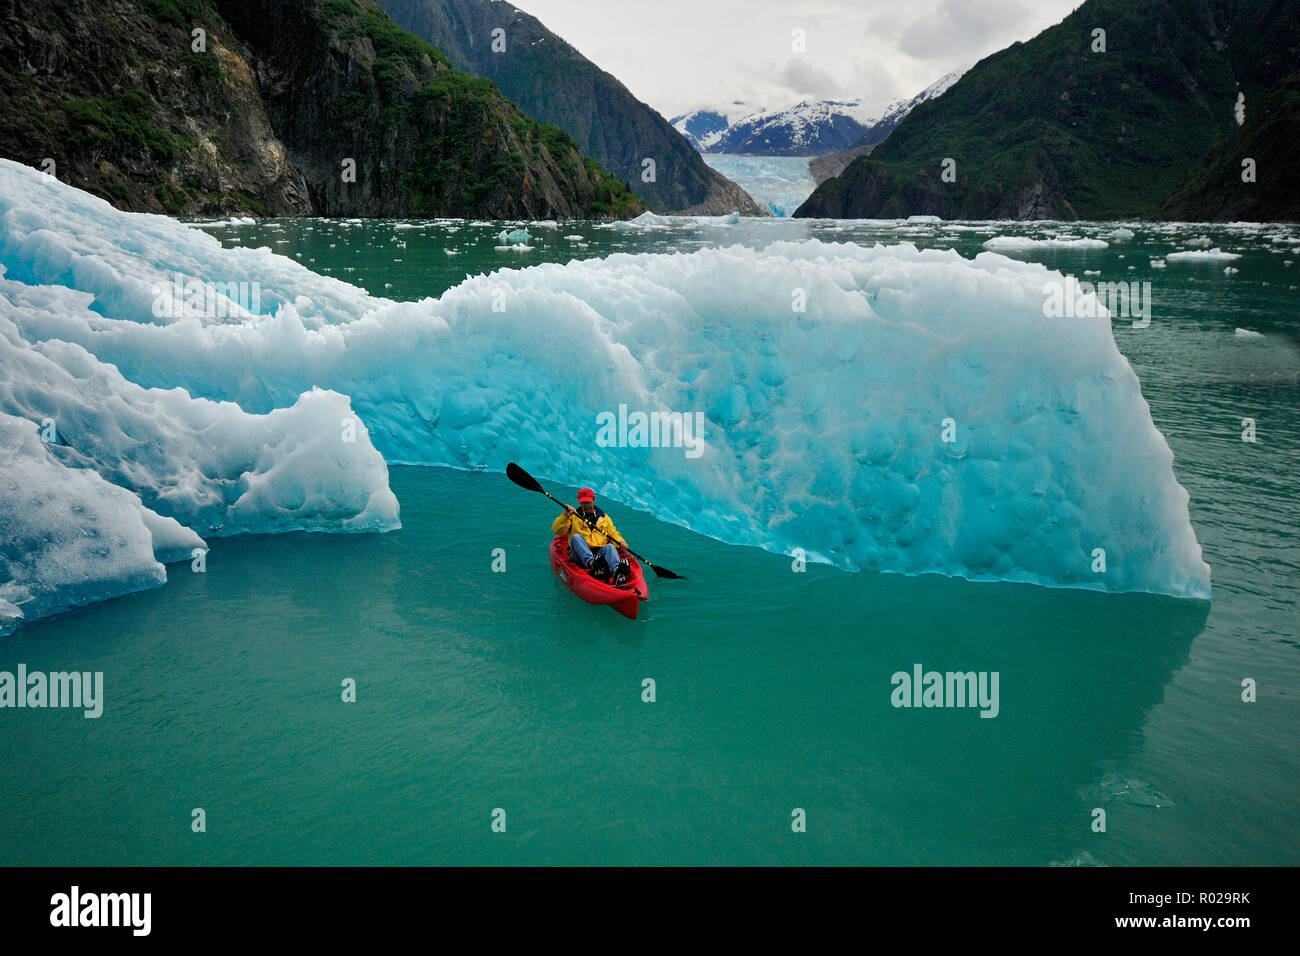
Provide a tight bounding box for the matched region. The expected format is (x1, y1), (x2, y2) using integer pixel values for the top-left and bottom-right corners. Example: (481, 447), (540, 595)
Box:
(506, 462), (544, 494)
(648, 563), (685, 580)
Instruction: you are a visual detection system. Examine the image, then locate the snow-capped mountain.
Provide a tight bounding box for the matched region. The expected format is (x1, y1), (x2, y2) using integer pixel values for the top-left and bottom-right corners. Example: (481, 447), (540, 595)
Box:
(856, 65), (969, 147)
(670, 103), (755, 151)
(673, 66), (970, 158)
(674, 100), (879, 156)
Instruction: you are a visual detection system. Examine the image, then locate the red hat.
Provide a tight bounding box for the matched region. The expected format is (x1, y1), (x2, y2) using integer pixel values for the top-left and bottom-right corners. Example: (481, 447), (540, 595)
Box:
(577, 488), (595, 502)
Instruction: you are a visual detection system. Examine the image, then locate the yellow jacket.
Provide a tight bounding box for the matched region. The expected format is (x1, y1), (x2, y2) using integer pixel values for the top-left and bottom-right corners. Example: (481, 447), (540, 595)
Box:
(552, 507), (626, 549)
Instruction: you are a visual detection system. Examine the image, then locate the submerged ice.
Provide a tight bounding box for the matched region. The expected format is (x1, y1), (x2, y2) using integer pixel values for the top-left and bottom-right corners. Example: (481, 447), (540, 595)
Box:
(0, 160), (1210, 628)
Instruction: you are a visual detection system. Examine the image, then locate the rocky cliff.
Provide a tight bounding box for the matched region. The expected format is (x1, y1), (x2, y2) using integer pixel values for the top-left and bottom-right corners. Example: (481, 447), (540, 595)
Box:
(377, 0), (764, 215)
(0, 0), (644, 218)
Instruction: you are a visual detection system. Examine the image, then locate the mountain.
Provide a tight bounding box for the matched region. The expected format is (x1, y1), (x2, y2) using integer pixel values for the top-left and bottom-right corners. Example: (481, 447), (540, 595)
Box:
(0, 0), (644, 219)
(807, 67), (968, 183)
(376, 0), (764, 215)
(697, 100), (879, 156)
(853, 66), (969, 148)
(796, 0), (1300, 221)
(671, 108), (741, 152)
(674, 68), (967, 160)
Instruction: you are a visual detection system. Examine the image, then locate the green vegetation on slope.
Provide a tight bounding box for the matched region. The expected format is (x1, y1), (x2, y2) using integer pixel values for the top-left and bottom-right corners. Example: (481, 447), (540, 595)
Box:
(304, 0), (642, 217)
(1162, 72), (1300, 221)
(796, 0), (1300, 221)
(0, 0), (642, 218)
(62, 93), (198, 160)
(376, 0), (759, 214)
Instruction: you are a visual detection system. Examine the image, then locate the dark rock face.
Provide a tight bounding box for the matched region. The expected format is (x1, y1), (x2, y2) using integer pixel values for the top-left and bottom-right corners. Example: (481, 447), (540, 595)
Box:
(0, 0), (644, 219)
(1161, 72), (1300, 222)
(796, 0), (1300, 221)
(809, 144), (875, 186)
(376, 0), (764, 215)
(0, 0), (312, 215)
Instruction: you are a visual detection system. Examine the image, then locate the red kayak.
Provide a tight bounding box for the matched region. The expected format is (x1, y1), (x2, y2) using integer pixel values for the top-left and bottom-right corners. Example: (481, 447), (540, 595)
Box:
(549, 535), (649, 620)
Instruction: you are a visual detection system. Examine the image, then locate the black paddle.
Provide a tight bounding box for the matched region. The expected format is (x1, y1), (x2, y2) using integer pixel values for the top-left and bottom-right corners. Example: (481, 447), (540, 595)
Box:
(506, 462), (685, 580)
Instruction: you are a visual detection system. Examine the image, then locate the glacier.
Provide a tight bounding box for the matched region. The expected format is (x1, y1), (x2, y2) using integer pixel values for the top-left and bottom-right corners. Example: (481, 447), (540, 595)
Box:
(0, 159), (1210, 629)
(701, 155), (818, 217)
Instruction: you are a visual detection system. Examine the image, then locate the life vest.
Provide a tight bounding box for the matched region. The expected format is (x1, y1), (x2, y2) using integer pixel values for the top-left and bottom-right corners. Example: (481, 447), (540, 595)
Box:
(551, 505), (624, 549)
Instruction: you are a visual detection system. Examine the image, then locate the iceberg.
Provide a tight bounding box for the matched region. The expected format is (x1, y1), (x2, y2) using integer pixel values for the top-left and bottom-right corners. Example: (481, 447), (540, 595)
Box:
(983, 236), (1109, 250)
(613, 210), (741, 230)
(0, 163), (398, 631)
(0, 159), (1211, 630)
(1166, 248), (1242, 262)
(1, 411), (179, 626)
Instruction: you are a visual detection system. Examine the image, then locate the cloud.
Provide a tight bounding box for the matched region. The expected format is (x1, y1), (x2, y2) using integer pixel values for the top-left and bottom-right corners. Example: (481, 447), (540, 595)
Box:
(899, 0), (1039, 63)
(510, 0), (1086, 118)
(776, 58), (849, 99)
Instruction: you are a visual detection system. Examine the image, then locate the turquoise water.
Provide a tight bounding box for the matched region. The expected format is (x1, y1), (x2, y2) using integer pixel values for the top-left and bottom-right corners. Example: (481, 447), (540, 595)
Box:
(2, 218), (1297, 865)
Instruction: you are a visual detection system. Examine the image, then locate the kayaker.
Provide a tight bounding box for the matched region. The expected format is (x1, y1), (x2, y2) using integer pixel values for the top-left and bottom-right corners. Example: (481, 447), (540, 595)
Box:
(553, 488), (632, 585)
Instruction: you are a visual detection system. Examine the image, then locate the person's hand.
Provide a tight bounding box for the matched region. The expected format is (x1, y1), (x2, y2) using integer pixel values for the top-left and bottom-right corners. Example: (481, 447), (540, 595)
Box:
(564, 504), (577, 515)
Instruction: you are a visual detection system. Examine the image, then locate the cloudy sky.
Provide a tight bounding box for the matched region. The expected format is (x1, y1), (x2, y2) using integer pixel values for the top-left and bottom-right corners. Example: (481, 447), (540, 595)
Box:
(510, 0), (1086, 119)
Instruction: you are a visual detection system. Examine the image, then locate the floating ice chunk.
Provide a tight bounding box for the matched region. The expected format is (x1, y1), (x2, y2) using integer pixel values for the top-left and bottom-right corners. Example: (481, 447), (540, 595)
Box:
(612, 211), (674, 230)
(1234, 328), (1265, 339)
(906, 215), (941, 223)
(1165, 248), (1241, 262)
(618, 210), (742, 229)
(983, 236), (1108, 250)
(188, 216), (256, 228)
(699, 211), (741, 226)
(1104, 227), (1135, 239)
